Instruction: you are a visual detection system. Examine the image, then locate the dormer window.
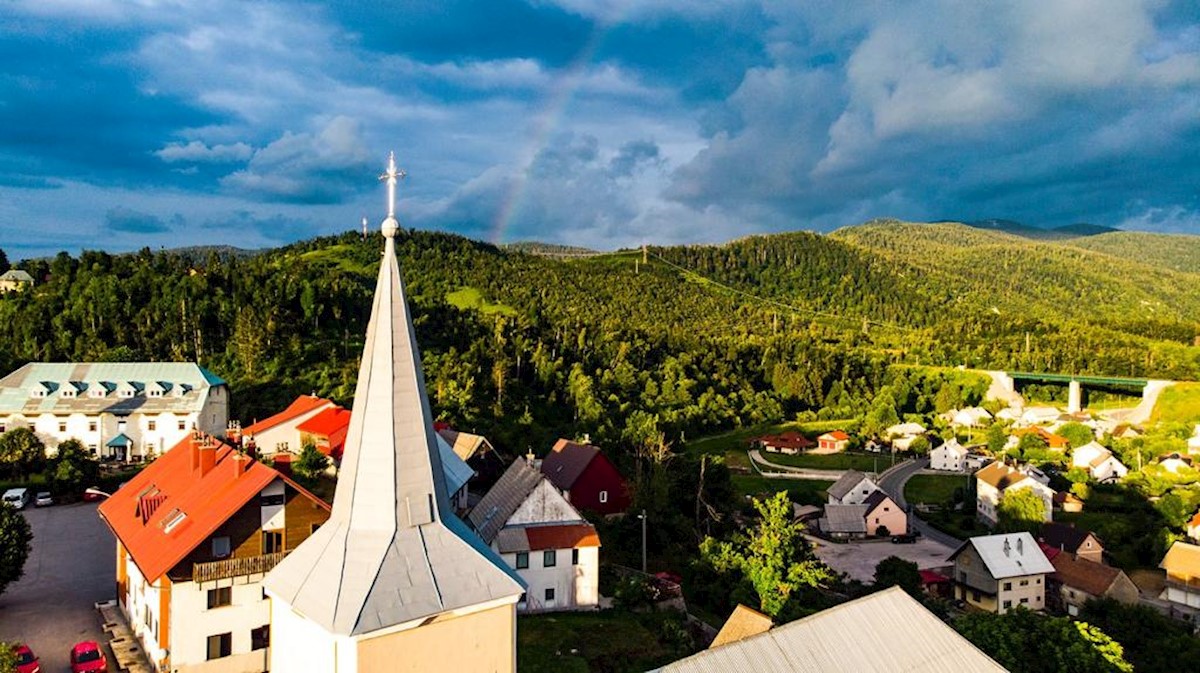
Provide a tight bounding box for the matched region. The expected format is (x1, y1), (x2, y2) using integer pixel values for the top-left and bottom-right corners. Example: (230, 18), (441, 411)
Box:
(61, 388), (76, 398)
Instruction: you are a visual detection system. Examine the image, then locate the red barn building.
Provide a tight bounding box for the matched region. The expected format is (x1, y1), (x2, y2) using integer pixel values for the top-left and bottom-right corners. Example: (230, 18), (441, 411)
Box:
(540, 439), (630, 515)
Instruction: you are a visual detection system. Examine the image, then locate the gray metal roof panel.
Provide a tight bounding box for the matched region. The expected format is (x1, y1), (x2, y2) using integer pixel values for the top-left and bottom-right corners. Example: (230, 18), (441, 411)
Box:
(468, 458), (544, 543)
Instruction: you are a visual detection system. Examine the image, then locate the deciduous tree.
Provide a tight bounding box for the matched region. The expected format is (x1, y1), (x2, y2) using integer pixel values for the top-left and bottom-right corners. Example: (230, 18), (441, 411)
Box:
(0, 502), (32, 597)
(997, 489), (1045, 533)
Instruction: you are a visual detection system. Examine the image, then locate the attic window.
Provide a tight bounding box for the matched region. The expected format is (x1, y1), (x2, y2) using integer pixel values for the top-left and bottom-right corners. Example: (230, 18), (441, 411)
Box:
(149, 390), (162, 398)
(61, 389), (75, 398)
(161, 509), (187, 533)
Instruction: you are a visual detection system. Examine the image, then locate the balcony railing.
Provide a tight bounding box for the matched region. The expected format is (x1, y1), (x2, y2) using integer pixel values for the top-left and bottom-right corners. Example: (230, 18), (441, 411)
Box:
(193, 551), (286, 584)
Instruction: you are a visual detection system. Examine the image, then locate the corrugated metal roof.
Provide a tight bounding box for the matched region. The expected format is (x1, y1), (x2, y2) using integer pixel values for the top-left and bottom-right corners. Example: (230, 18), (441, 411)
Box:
(819, 504), (868, 534)
(468, 458), (544, 544)
(437, 433), (474, 496)
(262, 226), (522, 637)
(651, 587), (1008, 673)
(949, 533), (1054, 579)
(0, 362), (222, 415)
(827, 471), (870, 501)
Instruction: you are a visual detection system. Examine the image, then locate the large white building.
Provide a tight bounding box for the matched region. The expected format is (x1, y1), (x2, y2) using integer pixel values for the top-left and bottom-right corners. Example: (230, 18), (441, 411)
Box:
(262, 154), (524, 673)
(0, 362), (228, 460)
(469, 457), (600, 612)
(98, 433), (331, 673)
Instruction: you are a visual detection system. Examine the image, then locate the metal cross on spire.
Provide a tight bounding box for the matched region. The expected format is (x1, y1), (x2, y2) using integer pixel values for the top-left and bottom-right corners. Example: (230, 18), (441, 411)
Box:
(379, 151), (406, 219)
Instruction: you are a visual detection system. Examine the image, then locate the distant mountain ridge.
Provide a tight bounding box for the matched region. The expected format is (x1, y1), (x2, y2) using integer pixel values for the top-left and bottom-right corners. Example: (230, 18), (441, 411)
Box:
(936, 219), (1121, 239)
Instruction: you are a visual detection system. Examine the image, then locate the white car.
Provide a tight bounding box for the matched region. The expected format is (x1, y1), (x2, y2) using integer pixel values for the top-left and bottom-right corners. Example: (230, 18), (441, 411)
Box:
(34, 492), (53, 507)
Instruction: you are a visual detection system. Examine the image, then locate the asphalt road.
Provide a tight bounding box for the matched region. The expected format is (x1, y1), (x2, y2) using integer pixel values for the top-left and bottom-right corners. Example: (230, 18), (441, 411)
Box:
(0, 501), (115, 673)
(877, 458), (963, 549)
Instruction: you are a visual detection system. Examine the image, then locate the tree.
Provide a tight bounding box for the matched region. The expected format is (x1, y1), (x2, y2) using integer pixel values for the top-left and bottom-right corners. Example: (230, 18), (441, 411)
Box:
(874, 556), (921, 596)
(0, 248), (9, 274)
(295, 443), (330, 484)
(700, 491), (832, 616)
(0, 428), (45, 480)
(0, 642), (18, 673)
(908, 435), (930, 454)
(48, 439), (99, 494)
(986, 424), (1008, 455)
(997, 489), (1046, 533)
(0, 502), (32, 597)
(1059, 422), (1095, 449)
(1080, 598), (1200, 673)
(954, 608), (1132, 673)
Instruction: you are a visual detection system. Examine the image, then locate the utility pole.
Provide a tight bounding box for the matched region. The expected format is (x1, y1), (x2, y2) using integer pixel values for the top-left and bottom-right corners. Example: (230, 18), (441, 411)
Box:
(639, 509), (648, 573)
(642, 244), (648, 265)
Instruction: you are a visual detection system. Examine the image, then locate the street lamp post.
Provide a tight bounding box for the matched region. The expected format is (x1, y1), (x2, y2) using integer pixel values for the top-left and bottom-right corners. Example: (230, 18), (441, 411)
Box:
(638, 509), (647, 573)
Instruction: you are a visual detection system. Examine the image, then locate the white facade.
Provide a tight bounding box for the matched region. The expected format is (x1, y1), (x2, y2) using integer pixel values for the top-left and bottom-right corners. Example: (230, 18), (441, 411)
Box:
(976, 474), (1054, 526)
(269, 602), (357, 673)
(828, 475), (880, 505)
(123, 551), (168, 668)
(930, 440), (968, 472)
(0, 362), (228, 460)
(507, 546), (599, 612)
(171, 579), (271, 673)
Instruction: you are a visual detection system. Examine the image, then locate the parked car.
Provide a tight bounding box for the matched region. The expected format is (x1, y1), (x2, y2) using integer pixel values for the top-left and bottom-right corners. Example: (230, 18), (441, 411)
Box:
(69, 641), (107, 673)
(3, 487), (30, 510)
(34, 492), (53, 507)
(81, 487), (108, 502)
(12, 643), (40, 673)
(891, 533), (919, 544)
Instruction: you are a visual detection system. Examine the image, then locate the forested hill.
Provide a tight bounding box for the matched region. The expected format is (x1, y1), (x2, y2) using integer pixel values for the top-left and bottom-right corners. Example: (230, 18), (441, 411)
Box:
(0, 220), (1197, 456)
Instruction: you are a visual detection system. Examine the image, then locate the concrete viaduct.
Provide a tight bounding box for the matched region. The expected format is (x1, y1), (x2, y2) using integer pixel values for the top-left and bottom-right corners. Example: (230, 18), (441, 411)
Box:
(984, 370), (1173, 422)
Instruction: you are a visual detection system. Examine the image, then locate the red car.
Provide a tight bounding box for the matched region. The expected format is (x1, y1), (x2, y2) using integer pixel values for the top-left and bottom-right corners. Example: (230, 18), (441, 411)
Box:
(12, 644), (40, 673)
(69, 641), (107, 673)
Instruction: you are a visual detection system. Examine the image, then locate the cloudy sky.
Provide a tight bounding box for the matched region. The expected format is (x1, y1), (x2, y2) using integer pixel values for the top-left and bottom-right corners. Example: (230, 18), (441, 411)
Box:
(2, 1), (1198, 258)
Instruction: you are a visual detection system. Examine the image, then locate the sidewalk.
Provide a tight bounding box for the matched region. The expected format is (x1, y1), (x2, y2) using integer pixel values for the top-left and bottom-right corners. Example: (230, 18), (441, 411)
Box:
(97, 599), (153, 673)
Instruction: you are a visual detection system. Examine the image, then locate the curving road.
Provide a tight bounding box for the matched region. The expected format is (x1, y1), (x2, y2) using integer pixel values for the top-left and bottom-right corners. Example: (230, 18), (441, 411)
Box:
(877, 457), (963, 548)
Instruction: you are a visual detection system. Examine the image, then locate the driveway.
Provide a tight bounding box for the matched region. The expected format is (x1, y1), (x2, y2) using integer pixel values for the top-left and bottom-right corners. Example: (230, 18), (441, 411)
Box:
(0, 502), (115, 672)
(877, 458), (963, 549)
(810, 535), (956, 583)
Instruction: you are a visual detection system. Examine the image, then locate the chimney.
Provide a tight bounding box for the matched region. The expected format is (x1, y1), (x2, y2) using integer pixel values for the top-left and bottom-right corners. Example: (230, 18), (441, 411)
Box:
(190, 431), (202, 472)
(233, 452), (250, 478)
(226, 420), (241, 444)
(198, 435), (217, 476)
(1003, 539), (1011, 557)
(1016, 537), (1023, 555)
(581, 433), (591, 444)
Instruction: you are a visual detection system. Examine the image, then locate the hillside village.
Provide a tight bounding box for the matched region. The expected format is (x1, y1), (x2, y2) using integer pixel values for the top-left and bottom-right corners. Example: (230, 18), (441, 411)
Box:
(1, 202), (1200, 671)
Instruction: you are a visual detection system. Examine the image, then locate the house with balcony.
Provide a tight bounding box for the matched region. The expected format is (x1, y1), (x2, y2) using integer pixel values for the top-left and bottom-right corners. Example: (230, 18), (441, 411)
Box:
(948, 532), (1054, 614)
(0, 362), (228, 460)
(1159, 541), (1200, 615)
(469, 456), (600, 612)
(97, 432), (331, 673)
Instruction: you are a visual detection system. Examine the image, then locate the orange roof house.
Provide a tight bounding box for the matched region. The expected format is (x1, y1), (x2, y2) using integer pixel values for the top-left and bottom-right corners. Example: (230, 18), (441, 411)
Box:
(296, 405), (352, 460)
(97, 432), (331, 671)
(241, 395), (336, 456)
(1014, 426), (1070, 450)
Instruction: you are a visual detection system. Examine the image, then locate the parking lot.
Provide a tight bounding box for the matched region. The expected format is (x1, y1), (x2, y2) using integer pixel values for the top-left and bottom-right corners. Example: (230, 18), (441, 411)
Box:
(0, 501), (115, 672)
(810, 534), (957, 583)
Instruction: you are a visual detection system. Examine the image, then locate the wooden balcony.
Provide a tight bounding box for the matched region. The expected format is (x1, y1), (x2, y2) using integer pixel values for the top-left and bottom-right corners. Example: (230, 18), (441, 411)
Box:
(193, 551), (286, 584)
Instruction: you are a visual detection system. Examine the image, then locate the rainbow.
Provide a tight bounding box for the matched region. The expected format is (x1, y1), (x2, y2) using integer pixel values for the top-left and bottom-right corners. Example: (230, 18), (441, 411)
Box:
(488, 20), (614, 244)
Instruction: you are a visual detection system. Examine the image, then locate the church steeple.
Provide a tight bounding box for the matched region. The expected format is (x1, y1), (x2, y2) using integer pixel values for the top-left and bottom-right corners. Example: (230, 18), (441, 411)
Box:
(264, 153), (523, 638)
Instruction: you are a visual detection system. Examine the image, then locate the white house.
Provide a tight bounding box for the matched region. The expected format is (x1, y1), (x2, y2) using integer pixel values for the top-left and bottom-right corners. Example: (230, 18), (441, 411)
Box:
(240, 395), (335, 456)
(97, 433), (331, 673)
(1070, 441), (1128, 483)
(469, 457), (600, 612)
(0, 362), (228, 460)
(827, 470), (880, 505)
(930, 439), (969, 472)
(949, 533), (1054, 614)
(975, 462), (1054, 526)
(1159, 541), (1200, 614)
(947, 407), (992, 428)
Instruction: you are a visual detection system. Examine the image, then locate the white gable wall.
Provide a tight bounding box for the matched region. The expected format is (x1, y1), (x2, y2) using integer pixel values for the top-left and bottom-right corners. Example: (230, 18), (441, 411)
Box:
(505, 480), (584, 527)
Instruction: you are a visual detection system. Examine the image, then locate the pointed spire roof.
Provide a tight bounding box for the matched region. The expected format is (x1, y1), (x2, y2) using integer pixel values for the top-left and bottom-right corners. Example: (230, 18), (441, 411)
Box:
(263, 153), (522, 637)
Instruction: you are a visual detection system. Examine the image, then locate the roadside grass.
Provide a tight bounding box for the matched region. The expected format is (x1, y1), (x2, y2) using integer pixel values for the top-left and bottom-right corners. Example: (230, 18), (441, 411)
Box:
(731, 475), (832, 506)
(445, 286), (518, 316)
(517, 610), (689, 673)
(758, 451), (882, 472)
(904, 474), (967, 505)
(685, 419), (859, 458)
(1151, 382), (1200, 425)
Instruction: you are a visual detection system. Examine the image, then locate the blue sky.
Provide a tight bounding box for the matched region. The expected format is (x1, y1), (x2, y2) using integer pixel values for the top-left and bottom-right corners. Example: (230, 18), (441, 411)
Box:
(2, 1), (1198, 258)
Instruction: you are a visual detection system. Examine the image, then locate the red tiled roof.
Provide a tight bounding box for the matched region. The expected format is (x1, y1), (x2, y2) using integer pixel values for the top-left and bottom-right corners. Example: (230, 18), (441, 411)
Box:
(97, 434), (329, 583)
(243, 395), (332, 436)
(753, 432), (815, 450)
(1051, 551), (1123, 596)
(1189, 511), (1200, 528)
(524, 523), (601, 551)
(542, 439), (600, 490)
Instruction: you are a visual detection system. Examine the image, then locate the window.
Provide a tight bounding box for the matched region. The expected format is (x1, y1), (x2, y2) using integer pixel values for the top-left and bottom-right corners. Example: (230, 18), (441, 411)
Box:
(544, 550), (557, 568)
(58, 421), (66, 433)
(162, 509), (186, 533)
(544, 588), (555, 602)
(88, 421), (97, 432)
(1019, 579), (1029, 587)
(1019, 597), (1029, 604)
(206, 633), (232, 660)
(1002, 582), (1012, 591)
(1036, 578), (1041, 584)
(207, 587), (232, 609)
(572, 549), (580, 565)
(1003, 600), (1012, 609)
(971, 590), (981, 602)
(599, 490), (608, 504)
(178, 420), (186, 431)
(211, 536), (231, 558)
(251, 625), (270, 651)
(260, 493), (285, 507)
(515, 552), (529, 570)
(262, 530), (283, 554)
(147, 420), (156, 432)
(0, 423), (5, 433)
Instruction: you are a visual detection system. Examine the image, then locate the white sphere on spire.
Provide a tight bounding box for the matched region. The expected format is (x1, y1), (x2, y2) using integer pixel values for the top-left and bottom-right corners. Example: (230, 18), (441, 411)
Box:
(382, 216), (400, 238)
